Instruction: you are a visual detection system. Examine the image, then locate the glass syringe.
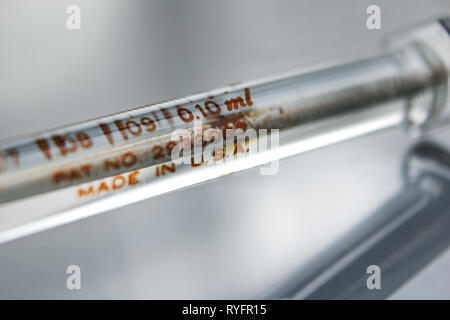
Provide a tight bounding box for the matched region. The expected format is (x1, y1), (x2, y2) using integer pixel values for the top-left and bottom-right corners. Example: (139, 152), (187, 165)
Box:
(0, 18), (449, 243)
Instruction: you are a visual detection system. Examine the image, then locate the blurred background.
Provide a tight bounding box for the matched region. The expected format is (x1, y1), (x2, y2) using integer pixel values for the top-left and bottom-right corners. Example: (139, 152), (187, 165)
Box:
(0, 0), (450, 299)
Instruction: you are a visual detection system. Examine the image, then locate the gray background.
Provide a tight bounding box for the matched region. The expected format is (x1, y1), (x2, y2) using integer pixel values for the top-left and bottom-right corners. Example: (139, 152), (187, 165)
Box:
(0, 0), (450, 299)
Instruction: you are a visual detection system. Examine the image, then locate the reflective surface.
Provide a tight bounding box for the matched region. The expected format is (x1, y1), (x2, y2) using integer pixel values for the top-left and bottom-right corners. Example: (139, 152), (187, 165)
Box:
(1, 0), (450, 299)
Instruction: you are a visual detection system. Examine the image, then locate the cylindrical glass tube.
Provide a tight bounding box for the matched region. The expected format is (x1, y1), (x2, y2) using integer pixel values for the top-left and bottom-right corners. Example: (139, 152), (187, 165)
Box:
(0, 19), (449, 243)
